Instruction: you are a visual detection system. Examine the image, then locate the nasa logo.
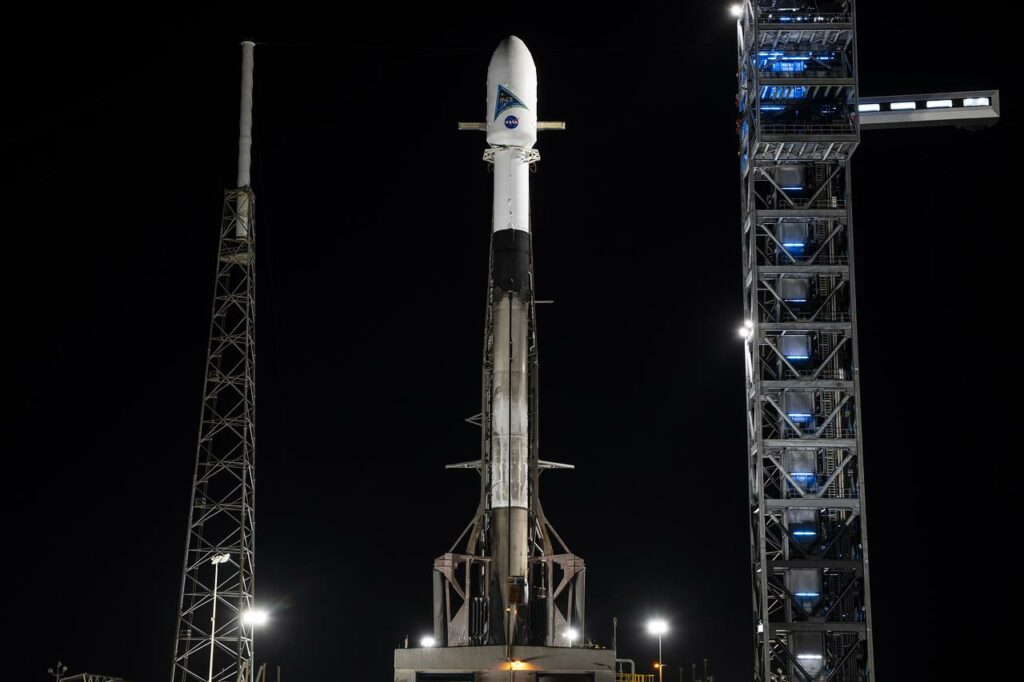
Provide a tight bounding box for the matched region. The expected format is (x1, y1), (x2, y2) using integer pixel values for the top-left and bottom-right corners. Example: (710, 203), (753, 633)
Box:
(504, 115), (519, 129)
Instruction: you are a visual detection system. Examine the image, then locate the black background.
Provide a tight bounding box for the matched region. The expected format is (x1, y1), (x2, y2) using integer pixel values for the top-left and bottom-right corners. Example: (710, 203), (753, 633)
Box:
(2, 4), (1015, 680)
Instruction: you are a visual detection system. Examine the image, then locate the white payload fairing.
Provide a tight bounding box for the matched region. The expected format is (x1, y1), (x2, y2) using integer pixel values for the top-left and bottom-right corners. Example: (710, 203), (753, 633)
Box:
(428, 36), (587, 652)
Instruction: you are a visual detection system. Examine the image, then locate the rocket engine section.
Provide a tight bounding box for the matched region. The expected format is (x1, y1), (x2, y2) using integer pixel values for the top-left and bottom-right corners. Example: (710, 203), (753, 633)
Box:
(431, 36), (586, 651)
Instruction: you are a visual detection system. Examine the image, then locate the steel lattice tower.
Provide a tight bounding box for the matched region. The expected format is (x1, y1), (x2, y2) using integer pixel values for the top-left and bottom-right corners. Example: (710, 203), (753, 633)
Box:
(171, 42), (258, 682)
(736, 2), (873, 680)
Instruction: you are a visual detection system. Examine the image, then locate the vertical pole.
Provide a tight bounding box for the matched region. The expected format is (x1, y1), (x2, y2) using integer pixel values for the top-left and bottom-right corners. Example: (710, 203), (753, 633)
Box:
(235, 41), (255, 238)
(658, 635), (663, 682)
(208, 560), (220, 682)
(236, 41), (255, 189)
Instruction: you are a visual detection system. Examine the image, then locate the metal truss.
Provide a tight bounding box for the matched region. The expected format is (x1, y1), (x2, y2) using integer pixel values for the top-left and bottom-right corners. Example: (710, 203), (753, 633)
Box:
(171, 188), (257, 682)
(736, 2), (873, 681)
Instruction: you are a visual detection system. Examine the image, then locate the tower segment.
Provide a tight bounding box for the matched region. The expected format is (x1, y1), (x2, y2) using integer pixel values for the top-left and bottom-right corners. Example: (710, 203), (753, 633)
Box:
(735, 3), (873, 680)
(170, 41), (258, 682)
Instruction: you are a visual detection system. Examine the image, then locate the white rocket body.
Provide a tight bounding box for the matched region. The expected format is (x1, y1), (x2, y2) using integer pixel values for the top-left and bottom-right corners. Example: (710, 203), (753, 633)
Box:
(485, 36), (536, 626)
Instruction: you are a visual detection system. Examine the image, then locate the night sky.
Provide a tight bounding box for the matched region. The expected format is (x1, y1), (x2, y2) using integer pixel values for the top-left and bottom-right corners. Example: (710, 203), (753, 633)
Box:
(3, 4), (1014, 681)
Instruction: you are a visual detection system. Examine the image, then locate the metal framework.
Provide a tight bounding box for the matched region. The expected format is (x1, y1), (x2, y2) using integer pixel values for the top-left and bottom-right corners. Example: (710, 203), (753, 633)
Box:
(170, 188), (257, 682)
(736, 2), (873, 680)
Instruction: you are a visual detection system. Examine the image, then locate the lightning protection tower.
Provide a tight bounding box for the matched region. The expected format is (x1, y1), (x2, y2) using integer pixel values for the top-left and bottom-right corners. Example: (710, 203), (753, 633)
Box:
(170, 41), (258, 682)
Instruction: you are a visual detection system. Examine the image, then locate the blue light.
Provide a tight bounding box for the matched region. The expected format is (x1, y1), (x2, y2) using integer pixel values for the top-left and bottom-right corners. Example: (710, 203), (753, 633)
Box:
(788, 412), (813, 421)
(790, 472), (816, 478)
(772, 61), (806, 73)
(760, 86), (809, 100)
(785, 355), (811, 360)
(782, 242), (806, 248)
(780, 187), (803, 191)
(792, 530), (817, 536)
(760, 105), (786, 112)
(784, 298), (807, 303)
(794, 592), (820, 598)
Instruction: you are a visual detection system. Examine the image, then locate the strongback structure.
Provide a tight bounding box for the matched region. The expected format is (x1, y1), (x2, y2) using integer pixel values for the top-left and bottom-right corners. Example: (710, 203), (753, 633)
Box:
(171, 42), (258, 682)
(735, 3), (999, 681)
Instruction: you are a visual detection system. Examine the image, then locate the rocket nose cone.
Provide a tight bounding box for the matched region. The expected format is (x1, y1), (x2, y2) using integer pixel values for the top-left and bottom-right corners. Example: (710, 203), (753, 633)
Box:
(488, 35), (535, 72)
(486, 35), (538, 146)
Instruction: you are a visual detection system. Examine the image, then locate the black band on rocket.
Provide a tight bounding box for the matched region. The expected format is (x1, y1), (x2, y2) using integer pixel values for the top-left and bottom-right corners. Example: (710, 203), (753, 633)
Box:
(491, 228), (530, 294)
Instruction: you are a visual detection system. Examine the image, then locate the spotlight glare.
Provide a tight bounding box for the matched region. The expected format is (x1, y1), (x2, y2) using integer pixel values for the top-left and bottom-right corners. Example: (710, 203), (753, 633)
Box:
(646, 618), (669, 635)
(420, 636), (436, 648)
(241, 608), (268, 626)
(730, 4), (743, 18)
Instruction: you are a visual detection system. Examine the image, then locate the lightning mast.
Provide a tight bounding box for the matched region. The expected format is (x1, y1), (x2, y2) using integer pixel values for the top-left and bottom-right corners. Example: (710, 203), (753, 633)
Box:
(170, 41), (258, 682)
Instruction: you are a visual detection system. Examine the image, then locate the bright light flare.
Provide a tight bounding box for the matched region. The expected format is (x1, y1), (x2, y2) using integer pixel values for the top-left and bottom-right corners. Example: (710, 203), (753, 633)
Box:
(730, 4), (743, 17)
(420, 636), (436, 648)
(646, 618), (669, 636)
(242, 609), (269, 626)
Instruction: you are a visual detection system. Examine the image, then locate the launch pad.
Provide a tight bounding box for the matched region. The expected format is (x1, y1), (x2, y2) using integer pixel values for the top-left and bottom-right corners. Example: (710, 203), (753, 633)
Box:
(394, 646), (616, 682)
